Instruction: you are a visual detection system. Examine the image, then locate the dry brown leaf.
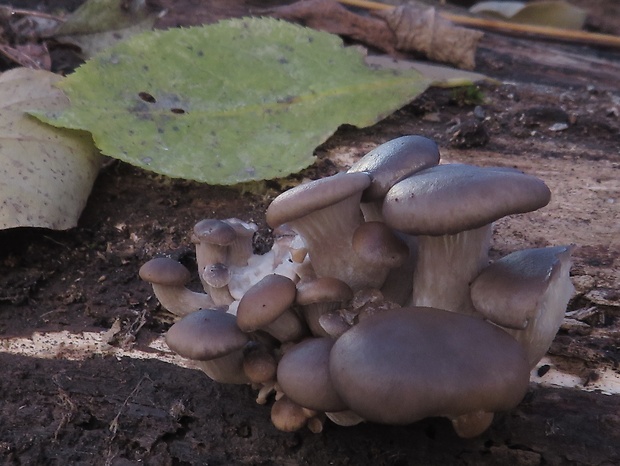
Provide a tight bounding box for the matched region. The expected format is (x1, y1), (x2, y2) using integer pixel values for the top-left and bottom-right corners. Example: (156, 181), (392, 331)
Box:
(268, 0), (397, 55)
(0, 42), (51, 70)
(379, 4), (484, 70)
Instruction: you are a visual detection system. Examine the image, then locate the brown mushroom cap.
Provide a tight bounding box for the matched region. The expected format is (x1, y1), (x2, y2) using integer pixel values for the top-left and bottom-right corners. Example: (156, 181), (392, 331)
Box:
(329, 307), (530, 425)
(265, 172), (371, 229)
(236, 274), (297, 332)
(277, 337), (348, 412)
(139, 257), (191, 285)
(270, 396), (310, 432)
(243, 343), (277, 384)
(165, 308), (249, 361)
(383, 164), (551, 235)
(348, 135), (440, 202)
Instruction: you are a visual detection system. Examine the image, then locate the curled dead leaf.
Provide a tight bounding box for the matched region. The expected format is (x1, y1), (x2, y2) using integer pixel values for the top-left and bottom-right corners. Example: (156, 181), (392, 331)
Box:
(379, 4), (484, 70)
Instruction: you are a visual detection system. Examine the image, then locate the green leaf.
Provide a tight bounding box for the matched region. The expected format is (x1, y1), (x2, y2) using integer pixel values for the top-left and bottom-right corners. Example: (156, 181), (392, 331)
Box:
(34, 18), (431, 185)
(0, 68), (102, 230)
(470, 1), (587, 30)
(48, 0), (161, 59)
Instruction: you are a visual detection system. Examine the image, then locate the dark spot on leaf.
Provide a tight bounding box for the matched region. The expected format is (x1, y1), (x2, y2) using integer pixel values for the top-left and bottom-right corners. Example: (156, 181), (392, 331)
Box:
(197, 50), (204, 57)
(277, 95), (297, 104)
(138, 92), (156, 103)
(278, 57), (289, 65)
(170, 108), (185, 114)
(172, 126), (179, 131)
(537, 365), (551, 377)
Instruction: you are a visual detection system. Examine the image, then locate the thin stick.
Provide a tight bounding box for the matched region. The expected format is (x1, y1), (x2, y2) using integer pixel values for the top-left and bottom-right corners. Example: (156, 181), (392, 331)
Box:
(338, 0), (620, 48)
(0, 6), (65, 22)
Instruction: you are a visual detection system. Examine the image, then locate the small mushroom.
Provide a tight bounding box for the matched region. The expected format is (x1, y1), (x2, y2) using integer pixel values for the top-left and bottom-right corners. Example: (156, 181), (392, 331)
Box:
(139, 257), (214, 317)
(378, 232), (418, 306)
(329, 307), (530, 436)
(470, 245), (575, 367)
(348, 135), (440, 221)
(351, 221), (410, 289)
(243, 342), (278, 384)
(236, 274), (307, 343)
(382, 164), (551, 315)
(192, 218), (236, 269)
(270, 396), (311, 432)
(165, 308), (250, 384)
(266, 172), (382, 290)
(201, 262), (234, 306)
(192, 219), (237, 305)
(277, 337), (348, 413)
(318, 311), (352, 339)
(296, 277), (353, 337)
(222, 218), (258, 267)
(450, 411), (494, 439)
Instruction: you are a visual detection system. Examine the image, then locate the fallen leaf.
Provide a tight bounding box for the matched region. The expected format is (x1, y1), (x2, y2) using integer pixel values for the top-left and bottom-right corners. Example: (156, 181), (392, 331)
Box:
(33, 18), (432, 185)
(269, 0), (398, 55)
(470, 1), (587, 30)
(379, 4), (484, 70)
(0, 42), (51, 70)
(48, 0), (162, 58)
(0, 68), (102, 230)
(364, 55), (495, 87)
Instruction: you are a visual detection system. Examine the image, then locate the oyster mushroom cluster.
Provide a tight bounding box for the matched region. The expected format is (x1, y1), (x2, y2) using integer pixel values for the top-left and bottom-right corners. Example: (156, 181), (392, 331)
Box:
(140, 135), (574, 438)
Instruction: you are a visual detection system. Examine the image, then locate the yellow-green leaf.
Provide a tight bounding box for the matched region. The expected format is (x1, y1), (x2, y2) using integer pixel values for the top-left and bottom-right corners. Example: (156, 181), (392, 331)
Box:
(33, 18), (432, 185)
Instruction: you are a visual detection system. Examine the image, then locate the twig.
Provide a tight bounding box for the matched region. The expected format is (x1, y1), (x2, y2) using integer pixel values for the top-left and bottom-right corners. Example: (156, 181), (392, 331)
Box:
(0, 6), (65, 23)
(338, 0), (620, 48)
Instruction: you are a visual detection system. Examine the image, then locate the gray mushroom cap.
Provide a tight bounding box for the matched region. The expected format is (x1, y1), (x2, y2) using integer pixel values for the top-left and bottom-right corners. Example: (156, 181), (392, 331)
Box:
(193, 219), (237, 246)
(236, 274), (306, 342)
(165, 308), (249, 361)
(296, 277), (353, 306)
(139, 257), (215, 316)
(296, 277), (354, 337)
(383, 164), (551, 235)
(471, 245), (575, 367)
(265, 172), (371, 229)
(277, 337), (348, 412)
(329, 307), (530, 426)
(471, 245), (573, 329)
(139, 257), (191, 285)
(348, 135), (440, 202)
(236, 274), (297, 331)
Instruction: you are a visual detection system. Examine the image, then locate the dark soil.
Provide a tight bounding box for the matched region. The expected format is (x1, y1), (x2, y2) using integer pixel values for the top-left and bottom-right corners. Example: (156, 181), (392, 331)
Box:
(0, 1), (619, 465)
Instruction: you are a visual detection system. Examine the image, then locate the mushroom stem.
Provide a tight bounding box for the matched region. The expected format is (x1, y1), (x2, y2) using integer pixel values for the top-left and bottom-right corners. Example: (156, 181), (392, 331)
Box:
(288, 195), (374, 289)
(262, 309), (307, 343)
(411, 224), (492, 315)
(151, 283), (215, 317)
(206, 284), (235, 307)
(194, 349), (249, 384)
